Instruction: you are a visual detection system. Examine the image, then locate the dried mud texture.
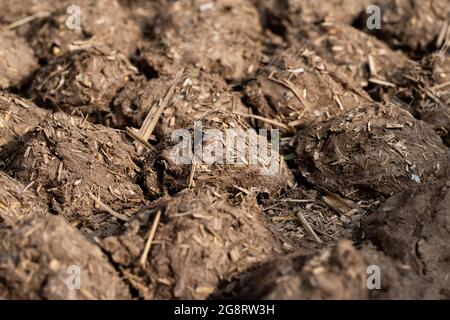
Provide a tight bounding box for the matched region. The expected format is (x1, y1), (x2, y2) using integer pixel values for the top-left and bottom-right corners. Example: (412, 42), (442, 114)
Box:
(152, 110), (294, 197)
(0, 93), (47, 158)
(30, 49), (137, 121)
(0, 215), (130, 299)
(362, 177), (450, 298)
(27, 0), (140, 62)
(215, 241), (441, 300)
(384, 53), (450, 146)
(0, 30), (38, 89)
(139, 0), (263, 80)
(358, 0), (450, 56)
(243, 46), (371, 132)
(100, 188), (282, 299)
(110, 68), (249, 133)
(296, 104), (449, 200)
(0, 172), (47, 227)
(292, 22), (412, 88)
(4, 112), (147, 239)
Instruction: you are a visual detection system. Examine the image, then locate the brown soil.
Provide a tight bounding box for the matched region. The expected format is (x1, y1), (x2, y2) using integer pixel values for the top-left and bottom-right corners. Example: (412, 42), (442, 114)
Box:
(0, 215), (130, 299)
(361, 177), (450, 298)
(1, 0), (449, 300)
(296, 104), (449, 200)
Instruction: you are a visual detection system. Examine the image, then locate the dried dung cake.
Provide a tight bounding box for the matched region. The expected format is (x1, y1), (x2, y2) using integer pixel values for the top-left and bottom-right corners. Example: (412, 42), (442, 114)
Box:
(0, 215), (130, 299)
(383, 53), (450, 146)
(4, 112), (148, 238)
(0, 92), (47, 158)
(360, 245), (443, 300)
(26, 0), (140, 62)
(292, 22), (412, 89)
(215, 241), (441, 299)
(30, 49), (137, 121)
(361, 177), (450, 298)
(357, 0), (450, 56)
(243, 46), (371, 133)
(150, 110), (294, 196)
(216, 240), (368, 299)
(110, 68), (249, 133)
(296, 104), (449, 200)
(0, 171), (47, 227)
(0, 30), (38, 89)
(137, 0), (263, 80)
(100, 188), (282, 299)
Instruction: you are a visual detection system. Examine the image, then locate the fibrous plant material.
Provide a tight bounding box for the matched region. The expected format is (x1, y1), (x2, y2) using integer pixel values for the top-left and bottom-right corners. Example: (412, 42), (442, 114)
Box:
(244, 46), (371, 133)
(30, 49), (137, 121)
(100, 188), (282, 299)
(296, 104), (449, 200)
(4, 112), (148, 238)
(0, 30), (38, 89)
(362, 177), (450, 298)
(0, 215), (130, 299)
